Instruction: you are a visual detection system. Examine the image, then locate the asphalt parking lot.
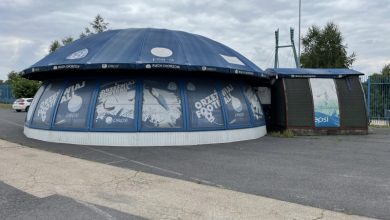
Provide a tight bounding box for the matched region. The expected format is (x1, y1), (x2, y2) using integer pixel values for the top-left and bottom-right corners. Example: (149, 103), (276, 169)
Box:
(1, 108), (390, 219)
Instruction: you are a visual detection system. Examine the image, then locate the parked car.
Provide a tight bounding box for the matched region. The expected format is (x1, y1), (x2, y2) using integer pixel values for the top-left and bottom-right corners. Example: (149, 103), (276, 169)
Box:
(12, 98), (33, 112)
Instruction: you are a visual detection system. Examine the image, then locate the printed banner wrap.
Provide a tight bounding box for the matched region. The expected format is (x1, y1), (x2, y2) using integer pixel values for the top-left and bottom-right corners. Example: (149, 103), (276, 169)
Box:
(243, 86), (264, 124)
(186, 80), (224, 128)
(221, 82), (251, 126)
(32, 82), (62, 127)
(142, 80), (182, 128)
(310, 78), (340, 127)
(94, 80), (136, 129)
(55, 80), (95, 128)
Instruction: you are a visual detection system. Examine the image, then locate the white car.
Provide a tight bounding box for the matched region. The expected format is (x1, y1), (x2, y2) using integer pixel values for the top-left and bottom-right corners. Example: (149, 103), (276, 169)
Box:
(12, 98), (33, 112)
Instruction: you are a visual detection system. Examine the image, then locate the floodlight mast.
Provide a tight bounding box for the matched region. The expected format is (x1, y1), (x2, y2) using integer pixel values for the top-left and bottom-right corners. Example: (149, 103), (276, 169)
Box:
(274, 28), (299, 68)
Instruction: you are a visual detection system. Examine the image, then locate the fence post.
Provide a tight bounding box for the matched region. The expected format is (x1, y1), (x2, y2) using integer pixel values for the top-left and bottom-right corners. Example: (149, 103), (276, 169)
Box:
(367, 76), (371, 121)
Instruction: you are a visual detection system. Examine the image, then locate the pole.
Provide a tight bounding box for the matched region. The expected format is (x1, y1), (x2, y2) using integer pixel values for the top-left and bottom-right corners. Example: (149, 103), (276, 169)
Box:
(298, 0), (301, 68)
(274, 29), (279, 68)
(290, 28), (299, 68)
(367, 76), (371, 121)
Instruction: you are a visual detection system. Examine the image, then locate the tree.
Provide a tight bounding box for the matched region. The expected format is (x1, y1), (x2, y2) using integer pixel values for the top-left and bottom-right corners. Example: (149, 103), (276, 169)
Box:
(49, 40), (61, 53)
(61, 36), (74, 46)
(80, 14), (109, 38)
(380, 64), (390, 76)
(49, 36), (74, 53)
(5, 71), (20, 83)
(300, 22), (356, 68)
(7, 71), (41, 98)
(49, 14), (109, 53)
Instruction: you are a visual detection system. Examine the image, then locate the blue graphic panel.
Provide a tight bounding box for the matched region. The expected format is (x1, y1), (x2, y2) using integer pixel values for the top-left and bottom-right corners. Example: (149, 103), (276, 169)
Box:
(26, 84), (46, 124)
(220, 81), (251, 126)
(186, 80), (224, 129)
(93, 80), (137, 129)
(54, 80), (96, 128)
(310, 78), (340, 127)
(31, 81), (63, 128)
(142, 80), (183, 129)
(243, 85), (265, 125)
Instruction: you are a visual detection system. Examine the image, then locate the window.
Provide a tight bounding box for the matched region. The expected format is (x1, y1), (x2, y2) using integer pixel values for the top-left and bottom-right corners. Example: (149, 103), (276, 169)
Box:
(54, 80), (95, 129)
(243, 85), (265, 125)
(221, 81), (251, 126)
(185, 80), (224, 129)
(31, 82), (63, 127)
(141, 80), (183, 129)
(93, 80), (137, 129)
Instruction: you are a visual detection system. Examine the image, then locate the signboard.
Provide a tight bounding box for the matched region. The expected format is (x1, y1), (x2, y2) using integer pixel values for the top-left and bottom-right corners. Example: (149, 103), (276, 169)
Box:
(26, 85), (45, 123)
(142, 80), (183, 128)
(186, 80), (224, 128)
(243, 86), (264, 124)
(94, 80), (136, 129)
(32, 82), (62, 127)
(54, 80), (95, 128)
(310, 78), (340, 127)
(221, 82), (250, 126)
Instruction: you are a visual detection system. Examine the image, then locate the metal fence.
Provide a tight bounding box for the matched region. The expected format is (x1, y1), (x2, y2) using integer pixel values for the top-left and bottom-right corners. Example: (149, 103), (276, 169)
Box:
(0, 84), (15, 104)
(360, 75), (390, 126)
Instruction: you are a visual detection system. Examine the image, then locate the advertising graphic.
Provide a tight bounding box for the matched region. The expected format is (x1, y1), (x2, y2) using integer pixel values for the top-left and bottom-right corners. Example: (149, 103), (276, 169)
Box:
(186, 81), (224, 128)
(310, 78), (340, 127)
(244, 86), (264, 122)
(221, 82), (250, 126)
(142, 80), (182, 128)
(32, 82), (62, 126)
(94, 80), (136, 129)
(26, 85), (45, 123)
(55, 81), (94, 128)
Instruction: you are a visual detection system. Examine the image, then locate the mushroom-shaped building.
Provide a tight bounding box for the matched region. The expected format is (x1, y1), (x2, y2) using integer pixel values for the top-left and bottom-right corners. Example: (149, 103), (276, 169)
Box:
(22, 28), (267, 146)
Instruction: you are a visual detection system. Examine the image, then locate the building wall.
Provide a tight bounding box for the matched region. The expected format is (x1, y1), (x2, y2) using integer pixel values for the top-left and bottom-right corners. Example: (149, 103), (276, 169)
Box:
(25, 77), (266, 133)
(270, 76), (368, 133)
(336, 76), (368, 128)
(270, 79), (286, 128)
(284, 78), (314, 128)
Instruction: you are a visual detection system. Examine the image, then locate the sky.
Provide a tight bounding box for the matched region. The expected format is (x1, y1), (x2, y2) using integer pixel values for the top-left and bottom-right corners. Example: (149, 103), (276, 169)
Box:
(0, 0), (389, 80)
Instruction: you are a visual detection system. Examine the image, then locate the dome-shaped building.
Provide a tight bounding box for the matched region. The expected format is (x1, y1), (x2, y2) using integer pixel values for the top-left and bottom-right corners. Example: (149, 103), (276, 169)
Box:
(22, 28), (268, 146)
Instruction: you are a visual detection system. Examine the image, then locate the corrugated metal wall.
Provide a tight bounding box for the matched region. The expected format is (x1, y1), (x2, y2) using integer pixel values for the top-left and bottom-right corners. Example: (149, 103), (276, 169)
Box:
(271, 79), (286, 127)
(270, 76), (368, 131)
(284, 79), (314, 127)
(336, 76), (368, 128)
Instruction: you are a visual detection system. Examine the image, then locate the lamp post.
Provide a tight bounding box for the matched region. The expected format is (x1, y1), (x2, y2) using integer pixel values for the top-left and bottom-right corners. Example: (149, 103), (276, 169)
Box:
(298, 0), (301, 68)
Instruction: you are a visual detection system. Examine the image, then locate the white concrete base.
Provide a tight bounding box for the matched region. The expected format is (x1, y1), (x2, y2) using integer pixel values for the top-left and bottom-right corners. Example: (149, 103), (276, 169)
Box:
(24, 126), (267, 147)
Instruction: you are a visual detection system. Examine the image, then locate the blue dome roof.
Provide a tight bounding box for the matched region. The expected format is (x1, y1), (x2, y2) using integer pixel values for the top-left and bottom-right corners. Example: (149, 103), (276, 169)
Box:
(22, 28), (265, 79)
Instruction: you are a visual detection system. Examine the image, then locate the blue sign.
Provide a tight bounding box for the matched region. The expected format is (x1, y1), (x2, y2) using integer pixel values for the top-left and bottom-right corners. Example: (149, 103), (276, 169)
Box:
(141, 80), (183, 129)
(31, 82), (63, 127)
(310, 78), (340, 127)
(93, 80), (136, 129)
(54, 80), (95, 128)
(221, 81), (251, 126)
(186, 80), (224, 129)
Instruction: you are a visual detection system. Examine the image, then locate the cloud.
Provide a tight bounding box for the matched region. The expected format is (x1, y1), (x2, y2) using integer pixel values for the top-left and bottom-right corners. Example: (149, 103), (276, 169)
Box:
(0, 0), (389, 79)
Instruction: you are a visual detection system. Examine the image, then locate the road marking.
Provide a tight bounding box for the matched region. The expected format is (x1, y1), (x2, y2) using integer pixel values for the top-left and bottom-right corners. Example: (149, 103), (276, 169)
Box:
(83, 145), (184, 176)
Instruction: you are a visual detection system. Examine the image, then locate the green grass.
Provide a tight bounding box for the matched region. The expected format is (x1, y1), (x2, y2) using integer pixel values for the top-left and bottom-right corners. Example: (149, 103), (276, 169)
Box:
(0, 103), (12, 109)
(269, 129), (294, 138)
